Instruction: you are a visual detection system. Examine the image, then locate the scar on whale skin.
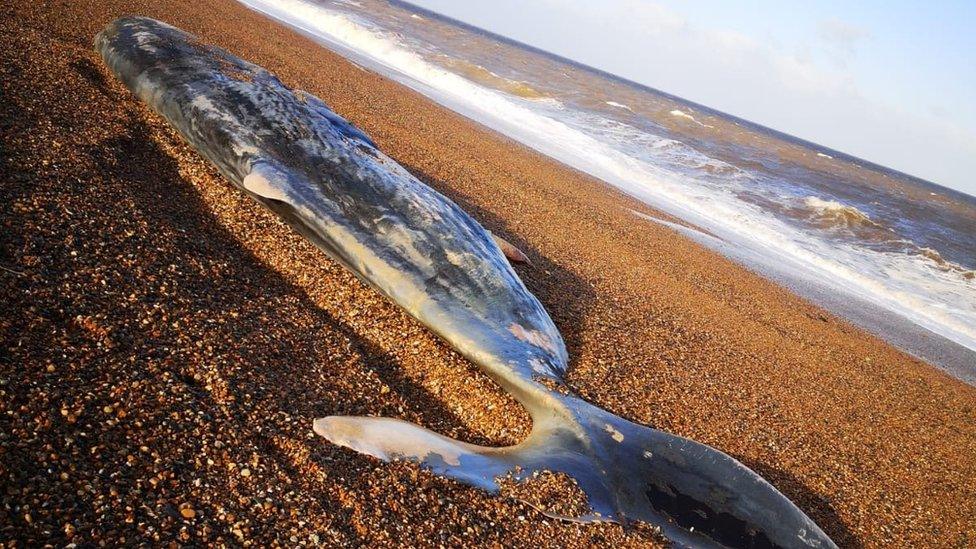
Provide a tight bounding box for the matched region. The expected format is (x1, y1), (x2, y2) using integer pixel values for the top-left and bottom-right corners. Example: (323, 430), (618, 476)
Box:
(508, 323), (559, 355)
(604, 423), (625, 443)
(96, 17), (837, 548)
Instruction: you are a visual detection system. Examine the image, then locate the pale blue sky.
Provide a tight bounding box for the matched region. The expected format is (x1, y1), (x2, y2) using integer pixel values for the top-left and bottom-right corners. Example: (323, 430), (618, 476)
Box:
(409, 0), (976, 196)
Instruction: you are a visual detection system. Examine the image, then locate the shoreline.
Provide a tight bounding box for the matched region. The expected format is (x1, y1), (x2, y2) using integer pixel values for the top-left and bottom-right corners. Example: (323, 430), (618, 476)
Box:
(634, 210), (976, 385)
(2, 0), (975, 547)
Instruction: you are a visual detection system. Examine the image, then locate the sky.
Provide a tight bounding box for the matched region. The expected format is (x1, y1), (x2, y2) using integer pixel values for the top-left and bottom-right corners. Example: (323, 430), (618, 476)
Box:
(409, 0), (976, 196)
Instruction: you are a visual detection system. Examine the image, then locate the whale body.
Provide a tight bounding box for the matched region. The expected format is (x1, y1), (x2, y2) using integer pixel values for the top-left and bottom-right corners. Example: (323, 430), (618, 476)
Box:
(96, 17), (836, 548)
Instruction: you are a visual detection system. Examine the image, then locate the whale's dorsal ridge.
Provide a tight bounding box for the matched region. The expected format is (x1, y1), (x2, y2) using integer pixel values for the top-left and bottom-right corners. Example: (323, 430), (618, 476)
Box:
(296, 88), (378, 149)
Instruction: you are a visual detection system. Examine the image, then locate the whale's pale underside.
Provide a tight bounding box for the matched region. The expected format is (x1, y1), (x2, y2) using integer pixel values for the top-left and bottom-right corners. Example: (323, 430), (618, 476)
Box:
(96, 17), (836, 548)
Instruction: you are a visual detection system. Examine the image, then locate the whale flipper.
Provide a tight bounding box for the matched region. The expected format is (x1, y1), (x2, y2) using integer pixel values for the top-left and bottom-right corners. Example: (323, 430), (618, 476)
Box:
(242, 161), (293, 203)
(490, 232), (531, 265)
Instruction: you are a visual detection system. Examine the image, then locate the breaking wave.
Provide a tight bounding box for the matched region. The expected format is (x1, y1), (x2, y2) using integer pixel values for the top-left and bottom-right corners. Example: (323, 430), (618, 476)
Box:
(438, 56), (548, 100)
(801, 196), (884, 230)
(670, 109), (711, 128)
(606, 101), (633, 111)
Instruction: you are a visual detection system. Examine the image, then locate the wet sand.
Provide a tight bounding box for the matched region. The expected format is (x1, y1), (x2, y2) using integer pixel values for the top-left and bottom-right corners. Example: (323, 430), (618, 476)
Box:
(2, 0), (975, 547)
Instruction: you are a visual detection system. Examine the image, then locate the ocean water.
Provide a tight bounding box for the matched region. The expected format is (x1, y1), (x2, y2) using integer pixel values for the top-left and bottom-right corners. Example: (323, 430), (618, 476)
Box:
(238, 0), (976, 378)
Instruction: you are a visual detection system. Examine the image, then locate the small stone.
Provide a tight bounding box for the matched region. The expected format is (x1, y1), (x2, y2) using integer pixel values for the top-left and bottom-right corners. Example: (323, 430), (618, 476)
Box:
(180, 507), (196, 519)
(240, 468), (251, 477)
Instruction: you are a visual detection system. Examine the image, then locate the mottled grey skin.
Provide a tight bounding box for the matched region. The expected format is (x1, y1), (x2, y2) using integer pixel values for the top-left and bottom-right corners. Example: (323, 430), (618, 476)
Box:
(97, 17), (836, 548)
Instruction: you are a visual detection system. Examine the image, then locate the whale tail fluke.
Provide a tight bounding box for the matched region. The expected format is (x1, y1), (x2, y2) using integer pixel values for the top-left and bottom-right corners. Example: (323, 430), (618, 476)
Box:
(312, 415), (517, 490)
(314, 395), (837, 548)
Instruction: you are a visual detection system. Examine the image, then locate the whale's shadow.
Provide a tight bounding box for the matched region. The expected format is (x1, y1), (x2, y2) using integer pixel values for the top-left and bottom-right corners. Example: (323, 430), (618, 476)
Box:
(54, 56), (861, 547)
(76, 110), (518, 544)
(737, 456), (861, 548)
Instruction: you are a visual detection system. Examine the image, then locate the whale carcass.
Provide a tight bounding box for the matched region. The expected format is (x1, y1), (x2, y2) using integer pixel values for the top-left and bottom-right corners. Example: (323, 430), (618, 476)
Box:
(96, 17), (836, 548)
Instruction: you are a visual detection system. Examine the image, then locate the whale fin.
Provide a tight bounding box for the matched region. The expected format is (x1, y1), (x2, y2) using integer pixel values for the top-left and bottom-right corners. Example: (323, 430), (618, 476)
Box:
(242, 162), (292, 204)
(313, 415), (611, 521)
(313, 416), (515, 489)
(490, 232), (531, 265)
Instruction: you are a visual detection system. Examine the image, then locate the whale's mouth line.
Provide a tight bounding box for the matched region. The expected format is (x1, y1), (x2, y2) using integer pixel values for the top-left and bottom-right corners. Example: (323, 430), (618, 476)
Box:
(95, 16), (838, 548)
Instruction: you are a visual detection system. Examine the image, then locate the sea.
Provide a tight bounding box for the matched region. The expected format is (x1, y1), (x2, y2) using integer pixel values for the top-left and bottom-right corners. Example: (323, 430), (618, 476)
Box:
(238, 0), (976, 382)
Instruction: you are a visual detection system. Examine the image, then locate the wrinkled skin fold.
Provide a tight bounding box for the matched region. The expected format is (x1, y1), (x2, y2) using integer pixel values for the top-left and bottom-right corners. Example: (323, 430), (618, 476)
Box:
(96, 17), (837, 548)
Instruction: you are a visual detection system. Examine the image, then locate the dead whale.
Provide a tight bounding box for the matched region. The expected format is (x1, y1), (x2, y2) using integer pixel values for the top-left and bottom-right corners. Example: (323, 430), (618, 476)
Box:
(96, 17), (836, 548)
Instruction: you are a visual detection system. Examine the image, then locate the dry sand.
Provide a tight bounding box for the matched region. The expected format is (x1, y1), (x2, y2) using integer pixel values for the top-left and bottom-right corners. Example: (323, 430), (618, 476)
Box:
(2, 0), (975, 547)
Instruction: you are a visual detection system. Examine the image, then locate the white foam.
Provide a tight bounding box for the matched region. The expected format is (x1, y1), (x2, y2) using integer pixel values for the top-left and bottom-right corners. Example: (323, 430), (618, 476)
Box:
(802, 196), (873, 221)
(670, 109), (713, 128)
(804, 196), (845, 210)
(237, 0), (976, 356)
